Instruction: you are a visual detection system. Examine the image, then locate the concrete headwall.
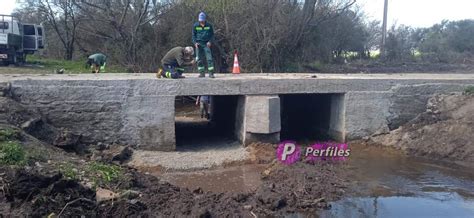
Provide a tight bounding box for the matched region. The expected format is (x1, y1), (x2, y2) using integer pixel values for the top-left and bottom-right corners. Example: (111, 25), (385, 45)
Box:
(4, 74), (474, 150)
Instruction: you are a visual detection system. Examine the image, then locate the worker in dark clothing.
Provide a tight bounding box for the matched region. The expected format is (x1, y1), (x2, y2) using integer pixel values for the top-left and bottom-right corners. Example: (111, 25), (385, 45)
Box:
(192, 12), (215, 78)
(158, 46), (195, 79)
(86, 53), (107, 74)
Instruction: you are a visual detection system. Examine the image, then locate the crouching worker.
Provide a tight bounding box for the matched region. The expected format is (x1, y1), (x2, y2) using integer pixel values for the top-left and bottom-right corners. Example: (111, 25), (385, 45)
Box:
(158, 46), (195, 79)
(86, 53), (107, 74)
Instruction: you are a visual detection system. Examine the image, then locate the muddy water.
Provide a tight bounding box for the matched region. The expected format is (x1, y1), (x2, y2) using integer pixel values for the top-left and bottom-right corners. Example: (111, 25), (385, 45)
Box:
(161, 164), (267, 193)
(318, 144), (474, 217)
(158, 143), (474, 216)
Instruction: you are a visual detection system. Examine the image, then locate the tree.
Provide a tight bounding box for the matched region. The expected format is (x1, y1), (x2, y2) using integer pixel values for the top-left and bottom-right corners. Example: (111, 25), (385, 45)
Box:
(73, 0), (172, 72)
(37, 0), (80, 60)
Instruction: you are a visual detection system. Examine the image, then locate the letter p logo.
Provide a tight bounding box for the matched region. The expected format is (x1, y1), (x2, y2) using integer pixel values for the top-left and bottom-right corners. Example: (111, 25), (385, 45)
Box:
(276, 141), (301, 165)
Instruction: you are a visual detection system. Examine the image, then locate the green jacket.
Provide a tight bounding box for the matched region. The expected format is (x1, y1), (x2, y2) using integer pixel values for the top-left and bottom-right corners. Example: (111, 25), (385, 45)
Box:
(161, 47), (193, 67)
(192, 21), (214, 44)
(88, 53), (107, 66)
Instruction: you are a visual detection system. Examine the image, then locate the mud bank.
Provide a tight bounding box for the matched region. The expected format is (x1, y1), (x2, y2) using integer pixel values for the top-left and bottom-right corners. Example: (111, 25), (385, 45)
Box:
(1, 152), (348, 217)
(371, 93), (474, 165)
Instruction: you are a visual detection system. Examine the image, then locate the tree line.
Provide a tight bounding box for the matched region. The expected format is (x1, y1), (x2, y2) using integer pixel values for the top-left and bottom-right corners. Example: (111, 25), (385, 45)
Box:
(13, 0), (474, 73)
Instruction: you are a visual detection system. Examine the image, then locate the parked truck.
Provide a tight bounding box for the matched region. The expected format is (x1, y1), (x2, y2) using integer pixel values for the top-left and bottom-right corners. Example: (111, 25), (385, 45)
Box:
(0, 14), (44, 66)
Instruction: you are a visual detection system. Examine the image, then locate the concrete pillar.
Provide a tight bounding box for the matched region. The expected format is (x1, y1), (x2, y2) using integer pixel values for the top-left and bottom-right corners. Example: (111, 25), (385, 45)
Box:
(328, 94), (346, 142)
(345, 91), (391, 140)
(240, 95), (281, 145)
(120, 95), (175, 151)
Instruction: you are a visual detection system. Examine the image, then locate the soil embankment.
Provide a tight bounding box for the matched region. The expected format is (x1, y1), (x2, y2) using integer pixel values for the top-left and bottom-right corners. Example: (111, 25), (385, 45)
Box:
(371, 93), (474, 165)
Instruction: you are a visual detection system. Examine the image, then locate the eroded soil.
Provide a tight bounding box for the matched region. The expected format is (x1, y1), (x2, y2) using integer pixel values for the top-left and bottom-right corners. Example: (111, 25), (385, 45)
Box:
(371, 94), (474, 166)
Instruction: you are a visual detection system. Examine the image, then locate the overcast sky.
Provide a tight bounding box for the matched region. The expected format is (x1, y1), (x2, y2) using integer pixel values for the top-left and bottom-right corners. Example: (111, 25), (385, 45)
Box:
(1, 0), (474, 28)
(359, 0), (474, 27)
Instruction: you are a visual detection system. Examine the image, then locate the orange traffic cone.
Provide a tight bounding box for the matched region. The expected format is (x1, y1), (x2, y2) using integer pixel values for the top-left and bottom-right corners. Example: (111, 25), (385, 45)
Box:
(232, 50), (241, 74)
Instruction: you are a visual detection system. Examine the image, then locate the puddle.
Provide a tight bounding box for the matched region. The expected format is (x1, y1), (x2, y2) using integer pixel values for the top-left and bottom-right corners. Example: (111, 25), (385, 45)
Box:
(318, 144), (474, 217)
(319, 192), (474, 217)
(160, 164), (267, 193)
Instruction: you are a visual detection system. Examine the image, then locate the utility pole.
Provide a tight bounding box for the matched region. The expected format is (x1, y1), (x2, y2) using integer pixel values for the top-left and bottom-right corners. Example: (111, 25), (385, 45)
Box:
(381, 0), (388, 57)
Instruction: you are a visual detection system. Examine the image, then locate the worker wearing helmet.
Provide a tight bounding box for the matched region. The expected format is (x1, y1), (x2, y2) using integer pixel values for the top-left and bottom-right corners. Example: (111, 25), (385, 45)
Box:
(192, 12), (215, 78)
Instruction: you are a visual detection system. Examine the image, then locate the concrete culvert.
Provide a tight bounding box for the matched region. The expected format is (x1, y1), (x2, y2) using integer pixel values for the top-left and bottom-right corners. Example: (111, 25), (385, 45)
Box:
(280, 93), (345, 142)
(174, 95), (240, 149)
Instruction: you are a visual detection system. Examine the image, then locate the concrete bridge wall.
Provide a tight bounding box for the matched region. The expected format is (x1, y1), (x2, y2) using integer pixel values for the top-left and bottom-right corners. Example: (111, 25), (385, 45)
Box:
(3, 74), (473, 151)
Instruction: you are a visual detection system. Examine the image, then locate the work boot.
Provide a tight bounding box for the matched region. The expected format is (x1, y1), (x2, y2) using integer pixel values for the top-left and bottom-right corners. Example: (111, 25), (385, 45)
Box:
(198, 72), (205, 78)
(209, 73), (215, 78)
(156, 69), (163, 78)
(179, 75), (186, 79)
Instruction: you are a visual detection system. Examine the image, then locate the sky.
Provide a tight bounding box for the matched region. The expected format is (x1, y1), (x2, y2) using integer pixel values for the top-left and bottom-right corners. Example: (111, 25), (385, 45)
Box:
(1, 0), (474, 28)
(359, 0), (474, 27)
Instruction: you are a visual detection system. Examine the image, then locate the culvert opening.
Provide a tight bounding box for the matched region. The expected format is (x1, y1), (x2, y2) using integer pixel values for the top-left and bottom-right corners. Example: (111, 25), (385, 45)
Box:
(280, 93), (345, 142)
(175, 95), (240, 149)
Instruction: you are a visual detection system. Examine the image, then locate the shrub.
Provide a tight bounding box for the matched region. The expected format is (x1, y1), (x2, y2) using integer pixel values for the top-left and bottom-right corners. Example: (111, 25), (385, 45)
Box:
(0, 141), (26, 165)
(86, 162), (123, 187)
(464, 86), (474, 95)
(0, 128), (19, 142)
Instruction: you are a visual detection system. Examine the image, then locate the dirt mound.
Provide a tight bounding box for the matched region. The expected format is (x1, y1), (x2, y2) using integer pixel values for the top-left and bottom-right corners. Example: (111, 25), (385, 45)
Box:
(96, 162), (346, 217)
(2, 163), (346, 217)
(371, 93), (474, 164)
(1, 168), (96, 217)
(0, 96), (84, 152)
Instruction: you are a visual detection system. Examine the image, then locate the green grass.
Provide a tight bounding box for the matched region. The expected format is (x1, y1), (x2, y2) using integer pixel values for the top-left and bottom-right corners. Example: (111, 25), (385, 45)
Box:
(0, 141), (26, 165)
(59, 163), (78, 180)
(86, 162), (123, 187)
(26, 55), (128, 74)
(464, 86), (474, 95)
(0, 127), (19, 141)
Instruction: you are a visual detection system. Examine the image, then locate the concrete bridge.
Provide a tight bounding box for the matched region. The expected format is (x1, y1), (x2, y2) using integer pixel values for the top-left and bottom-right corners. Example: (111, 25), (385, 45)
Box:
(2, 73), (474, 151)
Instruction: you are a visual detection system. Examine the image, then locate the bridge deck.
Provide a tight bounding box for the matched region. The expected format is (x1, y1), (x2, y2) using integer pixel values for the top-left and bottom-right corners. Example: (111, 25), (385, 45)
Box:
(2, 73), (474, 82)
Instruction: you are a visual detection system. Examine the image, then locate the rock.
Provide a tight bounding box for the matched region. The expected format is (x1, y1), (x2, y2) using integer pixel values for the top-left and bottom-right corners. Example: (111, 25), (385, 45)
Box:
(84, 182), (94, 189)
(103, 145), (133, 163)
(96, 188), (119, 202)
(112, 146), (133, 163)
(120, 190), (141, 199)
(56, 69), (65, 74)
(197, 209), (211, 218)
(193, 187), (203, 194)
(34, 162), (43, 168)
(53, 130), (82, 149)
(272, 198), (287, 210)
(97, 142), (109, 151)
(0, 82), (11, 96)
(20, 117), (41, 130)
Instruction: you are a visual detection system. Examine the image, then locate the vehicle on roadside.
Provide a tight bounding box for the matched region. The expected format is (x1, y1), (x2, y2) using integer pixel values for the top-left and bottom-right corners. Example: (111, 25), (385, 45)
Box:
(0, 14), (44, 66)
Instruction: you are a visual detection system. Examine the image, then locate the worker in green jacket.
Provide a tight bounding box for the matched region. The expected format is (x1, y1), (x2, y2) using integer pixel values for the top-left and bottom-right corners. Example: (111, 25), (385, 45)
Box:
(86, 53), (107, 74)
(192, 12), (215, 78)
(158, 46), (195, 79)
